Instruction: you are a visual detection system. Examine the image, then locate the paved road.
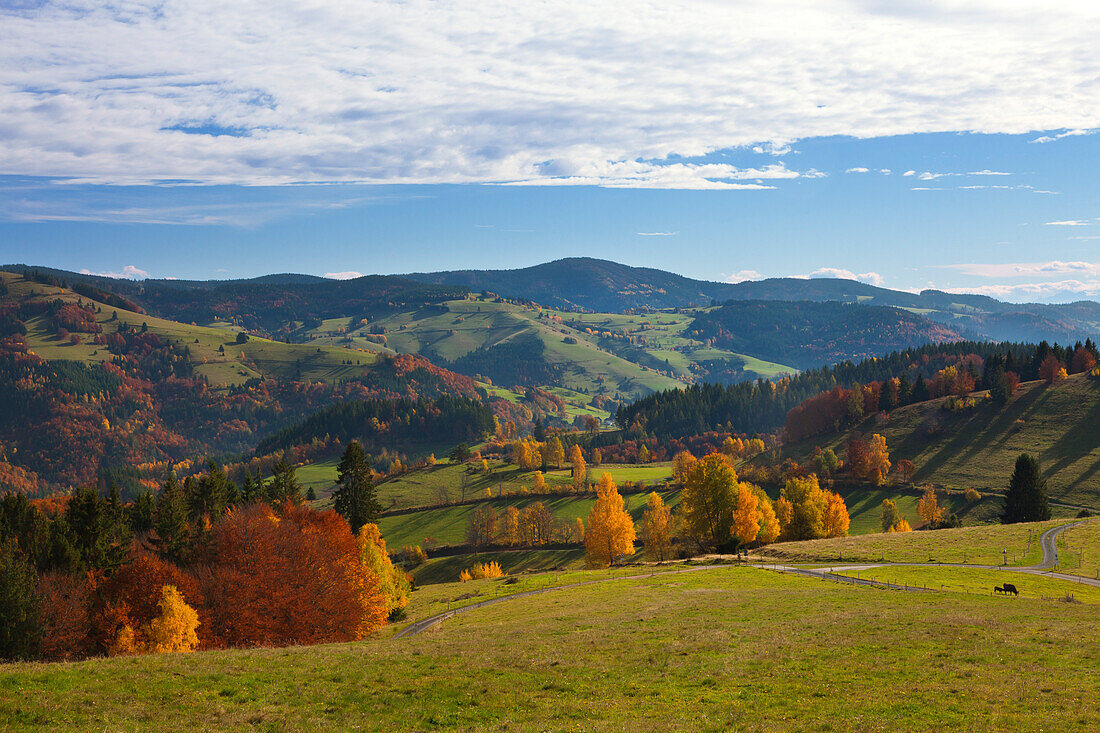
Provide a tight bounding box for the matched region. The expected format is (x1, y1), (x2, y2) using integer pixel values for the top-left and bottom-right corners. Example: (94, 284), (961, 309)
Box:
(396, 520), (1097, 639)
(770, 520), (1100, 589)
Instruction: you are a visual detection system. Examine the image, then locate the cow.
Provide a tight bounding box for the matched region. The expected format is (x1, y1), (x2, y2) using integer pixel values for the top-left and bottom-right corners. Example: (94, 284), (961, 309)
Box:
(994, 584), (1020, 596)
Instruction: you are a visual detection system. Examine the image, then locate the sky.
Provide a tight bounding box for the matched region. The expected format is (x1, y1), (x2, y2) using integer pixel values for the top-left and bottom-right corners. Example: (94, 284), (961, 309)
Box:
(1, 0), (1099, 302)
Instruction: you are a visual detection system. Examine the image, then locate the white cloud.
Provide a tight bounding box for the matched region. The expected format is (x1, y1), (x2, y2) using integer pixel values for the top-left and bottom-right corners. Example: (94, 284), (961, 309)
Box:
(942, 260), (1100, 278)
(1030, 128), (1096, 143)
(845, 167), (870, 173)
(637, 231), (677, 236)
(724, 269), (763, 283)
(903, 170), (916, 177)
(941, 280), (1100, 301)
(325, 271), (364, 280)
(809, 267), (884, 286)
(1, 1), (1098, 187)
(1045, 219), (1093, 226)
(879, 168), (892, 175)
(80, 265), (149, 280)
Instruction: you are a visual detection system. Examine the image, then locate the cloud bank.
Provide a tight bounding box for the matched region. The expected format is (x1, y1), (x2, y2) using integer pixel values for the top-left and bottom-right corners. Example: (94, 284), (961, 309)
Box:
(2, 1), (1099, 188)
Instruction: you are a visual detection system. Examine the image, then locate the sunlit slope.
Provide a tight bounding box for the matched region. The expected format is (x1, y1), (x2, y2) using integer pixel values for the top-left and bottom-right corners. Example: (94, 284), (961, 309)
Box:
(789, 373), (1100, 508)
(2, 271), (384, 387)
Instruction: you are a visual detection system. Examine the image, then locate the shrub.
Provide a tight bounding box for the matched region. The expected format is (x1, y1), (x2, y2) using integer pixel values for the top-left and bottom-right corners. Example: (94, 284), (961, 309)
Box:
(459, 561), (504, 581)
(964, 487), (982, 504)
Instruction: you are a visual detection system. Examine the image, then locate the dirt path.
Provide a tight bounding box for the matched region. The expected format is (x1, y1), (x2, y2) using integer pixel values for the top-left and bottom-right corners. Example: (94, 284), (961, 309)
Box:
(396, 520), (1097, 639)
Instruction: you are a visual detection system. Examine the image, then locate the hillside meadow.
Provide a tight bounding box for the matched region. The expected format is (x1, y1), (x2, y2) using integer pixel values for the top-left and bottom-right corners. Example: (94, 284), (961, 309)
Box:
(3, 565), (1099, 731)
(792, 373), (1100, 509)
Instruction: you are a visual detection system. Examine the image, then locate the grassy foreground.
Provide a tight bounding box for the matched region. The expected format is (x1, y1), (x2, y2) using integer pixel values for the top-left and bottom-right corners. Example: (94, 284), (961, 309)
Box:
(3, 566), (1099, 731)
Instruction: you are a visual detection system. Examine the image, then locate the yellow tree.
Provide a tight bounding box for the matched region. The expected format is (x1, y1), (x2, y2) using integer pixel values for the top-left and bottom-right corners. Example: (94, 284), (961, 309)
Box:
(880, 499), (902, 533)
(865, 434), (891, 486)
(358, 523), (411, 616)
(917, 486), (944, 528)
(638, 444), (651, 464)
(672, 450), (698, 485)
(731, 483), (761, 546)
(777, 475), (828, 541)
(680, 454), (738, 551)
(584, 473), (636, 568)
(143, 585), (200, 653)
(891, 518), (913, 532)
(754, 487), (780, 544)
(543, 437), (565, 469)
(532, 471), (546, 492)
(501, 506), (521, 546)
(641, 492), (673, 561)
(569, 444), (587, 491)
(591, 447), (602, 466)
(822, 491), (850, 538)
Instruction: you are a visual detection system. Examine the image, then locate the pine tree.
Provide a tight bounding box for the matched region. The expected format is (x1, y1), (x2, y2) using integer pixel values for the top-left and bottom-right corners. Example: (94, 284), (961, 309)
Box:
(1002, 453), (1051, 524)
(333, 441), (381, 534)
(155, 474), (190, 564)
(0, 542), (41, 661)
(268, 459), (303, 507)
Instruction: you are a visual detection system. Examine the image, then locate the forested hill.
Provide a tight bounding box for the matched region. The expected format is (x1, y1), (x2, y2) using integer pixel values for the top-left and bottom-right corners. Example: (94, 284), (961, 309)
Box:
(12, 259), (1100, 345)
(686, 300), (962, 369)
(405, 257), (730, 312)
(405, 258), (1100, 343)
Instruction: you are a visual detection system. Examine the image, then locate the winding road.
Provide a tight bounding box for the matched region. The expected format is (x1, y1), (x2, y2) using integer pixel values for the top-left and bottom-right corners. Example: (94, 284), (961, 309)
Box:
(396, 520), (1097, 639)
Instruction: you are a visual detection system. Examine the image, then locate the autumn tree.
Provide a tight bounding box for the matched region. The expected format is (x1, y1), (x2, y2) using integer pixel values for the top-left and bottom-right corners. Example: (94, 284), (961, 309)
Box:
(776, 475), (848, 541)
(590, 447), (602, 466)
(680, 454), (738, 551)
(641, 492), (673, 561)
(333, 441), (381, 534)
(638, 444), (651, 464)
(542, 437), (565, 469)
(584, 473), (636, 568)
(917, 486), (945, 528)
(880, 499), (901, 533)
(672, 450), (698, 485)
(197, 504), (388, 649)
(569, 444), (587, 491)
(520, 502), (554, 545)
(731, 483), (761, 546)
(500, 506), (521, 546)
(358, 523), (410, 618)
(1039, 354), (1067, 385)
(143, 585), (200, 653)
(466, 504), (499, 549)
(822, 491), (850, 538)
(532, 471), (546, 493)
(754, 487), (780, 544)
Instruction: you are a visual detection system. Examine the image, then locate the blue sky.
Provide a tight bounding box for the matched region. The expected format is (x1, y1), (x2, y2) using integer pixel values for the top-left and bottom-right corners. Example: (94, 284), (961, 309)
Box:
(2, 1), (1099, 301)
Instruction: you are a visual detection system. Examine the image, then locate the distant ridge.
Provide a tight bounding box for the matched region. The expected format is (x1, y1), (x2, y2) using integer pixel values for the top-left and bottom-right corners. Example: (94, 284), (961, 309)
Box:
(7, 257), (1100, 344)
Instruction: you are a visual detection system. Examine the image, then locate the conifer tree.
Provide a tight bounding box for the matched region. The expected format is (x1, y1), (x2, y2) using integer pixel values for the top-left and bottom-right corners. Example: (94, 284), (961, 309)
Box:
(1002, 453), (1051, 524)
(333, 441), (381, 534)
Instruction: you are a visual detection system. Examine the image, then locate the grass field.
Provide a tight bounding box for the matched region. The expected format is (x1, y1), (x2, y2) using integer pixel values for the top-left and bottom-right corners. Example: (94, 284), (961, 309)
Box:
(790, 373), (1100, 509)
(378, 489), (680, 550)
(301, 458), (674, 511)
(847, 565), (1100, 604)
(4, 565), (1099, 731)
(759, 519), (1071, 566)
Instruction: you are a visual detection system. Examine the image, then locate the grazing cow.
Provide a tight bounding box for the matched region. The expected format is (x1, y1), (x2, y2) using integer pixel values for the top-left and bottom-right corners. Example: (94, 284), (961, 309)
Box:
(994, 584), (1020, 596)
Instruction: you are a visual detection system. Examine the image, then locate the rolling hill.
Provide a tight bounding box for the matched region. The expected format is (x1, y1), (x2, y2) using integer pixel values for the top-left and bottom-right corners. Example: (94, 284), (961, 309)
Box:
(785, 372), (1100, 509)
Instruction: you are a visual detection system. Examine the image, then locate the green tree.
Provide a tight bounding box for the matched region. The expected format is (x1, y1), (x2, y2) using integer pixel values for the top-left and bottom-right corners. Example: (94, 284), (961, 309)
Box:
(1002, 453), (1051, 524)
(0, 541), (41, 661)
(155, 473), (191, 564)
(333, 441), (381, 534)
(268, 459), (303, 506)
(66, 487), (130, 574)
(448, 442), (471, 464)
(680, 454), (738, 551)
(190, 461), (234, 520)
(880, 499), (902, 533)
